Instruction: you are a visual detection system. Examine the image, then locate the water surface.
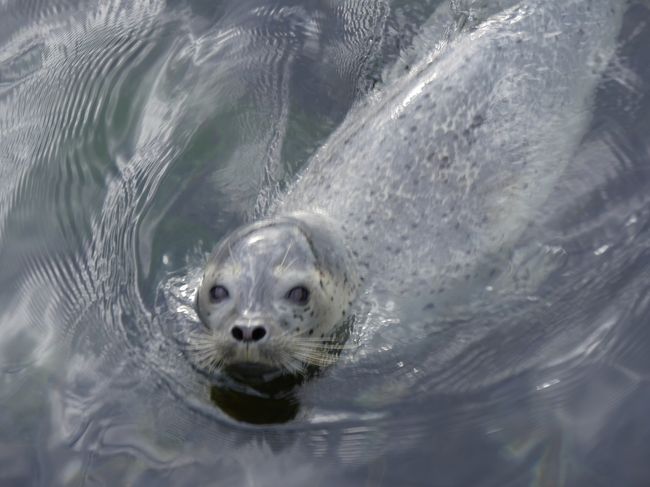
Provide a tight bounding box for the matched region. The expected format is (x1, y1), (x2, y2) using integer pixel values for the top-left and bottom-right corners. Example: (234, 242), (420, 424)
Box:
(1, 0), (650, 485)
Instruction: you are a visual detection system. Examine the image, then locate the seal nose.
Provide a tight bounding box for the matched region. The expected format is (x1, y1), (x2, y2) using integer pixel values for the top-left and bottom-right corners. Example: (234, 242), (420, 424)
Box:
(231, 325), (267, 343)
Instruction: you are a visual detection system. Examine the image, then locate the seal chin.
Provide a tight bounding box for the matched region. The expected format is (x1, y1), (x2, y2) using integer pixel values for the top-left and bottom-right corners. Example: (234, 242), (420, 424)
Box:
(224, 362), (284, 383)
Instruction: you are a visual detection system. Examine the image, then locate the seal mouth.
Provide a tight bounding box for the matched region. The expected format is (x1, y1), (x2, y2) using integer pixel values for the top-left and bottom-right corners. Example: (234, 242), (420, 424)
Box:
(224, 362), (284, 383)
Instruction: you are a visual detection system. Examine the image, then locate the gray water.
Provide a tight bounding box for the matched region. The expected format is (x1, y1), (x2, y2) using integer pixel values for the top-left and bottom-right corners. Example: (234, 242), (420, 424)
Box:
(1, 0), (650, 486)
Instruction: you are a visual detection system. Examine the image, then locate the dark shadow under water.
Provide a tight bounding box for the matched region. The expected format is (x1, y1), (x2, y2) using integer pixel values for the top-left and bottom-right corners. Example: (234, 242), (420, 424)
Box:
(210, 373), (305, 425)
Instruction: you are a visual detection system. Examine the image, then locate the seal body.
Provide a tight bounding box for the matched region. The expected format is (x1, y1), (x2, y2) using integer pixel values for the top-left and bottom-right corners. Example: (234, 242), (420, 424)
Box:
(272, 0), (624, 307)
(196, 0), (624, 375)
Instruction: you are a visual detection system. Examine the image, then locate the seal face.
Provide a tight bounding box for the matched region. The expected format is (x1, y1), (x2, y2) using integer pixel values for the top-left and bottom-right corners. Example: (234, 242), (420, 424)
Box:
(193, 213), (359, 378)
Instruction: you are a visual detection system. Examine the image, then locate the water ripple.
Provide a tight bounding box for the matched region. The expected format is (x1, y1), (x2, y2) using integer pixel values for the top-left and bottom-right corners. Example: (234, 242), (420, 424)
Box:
(2, 0), (650, 486)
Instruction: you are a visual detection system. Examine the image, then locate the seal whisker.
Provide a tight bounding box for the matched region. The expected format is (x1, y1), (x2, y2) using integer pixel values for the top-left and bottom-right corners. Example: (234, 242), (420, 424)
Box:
(290, 338), (349, 345)
(291, 339), (353, 351)
(277, 351), (306, 374)
(185, 331), (217, 344)
(207, 357), (224, 374)
(291, 345), (349, 357)
(190, 344), (219, 359)
(185, 336), (216, 350)
(187, 346), (217, 360)
(278, 241), (294, 270)
(290, 342), (342, 359)
(227, 241), (238, 268)
(186, 340), (220, 357)
(191, 349), (219, 363)
(282, 257), (299, 271)
(184, 332), (230, 373)
(290, 349), (338, 368)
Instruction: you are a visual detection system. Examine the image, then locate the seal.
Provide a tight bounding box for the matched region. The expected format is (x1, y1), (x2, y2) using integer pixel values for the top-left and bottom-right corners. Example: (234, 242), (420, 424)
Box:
(194, 0), (623, 379)
(194, 212), (360, 379)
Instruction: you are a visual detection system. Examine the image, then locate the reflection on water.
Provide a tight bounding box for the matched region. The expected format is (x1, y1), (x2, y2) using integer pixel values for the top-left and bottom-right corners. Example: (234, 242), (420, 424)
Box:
(1, 0), (650, 485)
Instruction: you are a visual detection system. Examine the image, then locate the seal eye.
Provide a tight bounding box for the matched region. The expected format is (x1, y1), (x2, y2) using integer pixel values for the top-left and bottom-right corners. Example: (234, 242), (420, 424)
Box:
(209, 285), (229, 303)
(286, 286), (310, 305)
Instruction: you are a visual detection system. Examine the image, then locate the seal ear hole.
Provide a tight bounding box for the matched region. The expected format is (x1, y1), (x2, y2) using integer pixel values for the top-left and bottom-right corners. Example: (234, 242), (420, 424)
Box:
(209, 285), (229, 303)
(286, 286), (310, 305)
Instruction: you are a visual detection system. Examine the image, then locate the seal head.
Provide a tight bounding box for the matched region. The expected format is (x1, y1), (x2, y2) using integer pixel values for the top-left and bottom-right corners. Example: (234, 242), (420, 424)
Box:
(193, 213), (359, 379)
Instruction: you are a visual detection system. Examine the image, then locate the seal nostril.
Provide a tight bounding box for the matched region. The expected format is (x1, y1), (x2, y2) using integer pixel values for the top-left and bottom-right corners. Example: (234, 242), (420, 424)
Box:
(251, 326), (266, 341)
(231, 325), (265, 342)
(231, 326), (244, 341)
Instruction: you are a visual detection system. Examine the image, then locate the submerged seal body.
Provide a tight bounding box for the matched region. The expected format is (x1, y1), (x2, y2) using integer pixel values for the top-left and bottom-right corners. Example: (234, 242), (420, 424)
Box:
(195, 0), (623, 378)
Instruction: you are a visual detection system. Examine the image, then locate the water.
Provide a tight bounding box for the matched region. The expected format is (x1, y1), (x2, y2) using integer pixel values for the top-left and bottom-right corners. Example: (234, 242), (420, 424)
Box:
(1, 0), (649, 485)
